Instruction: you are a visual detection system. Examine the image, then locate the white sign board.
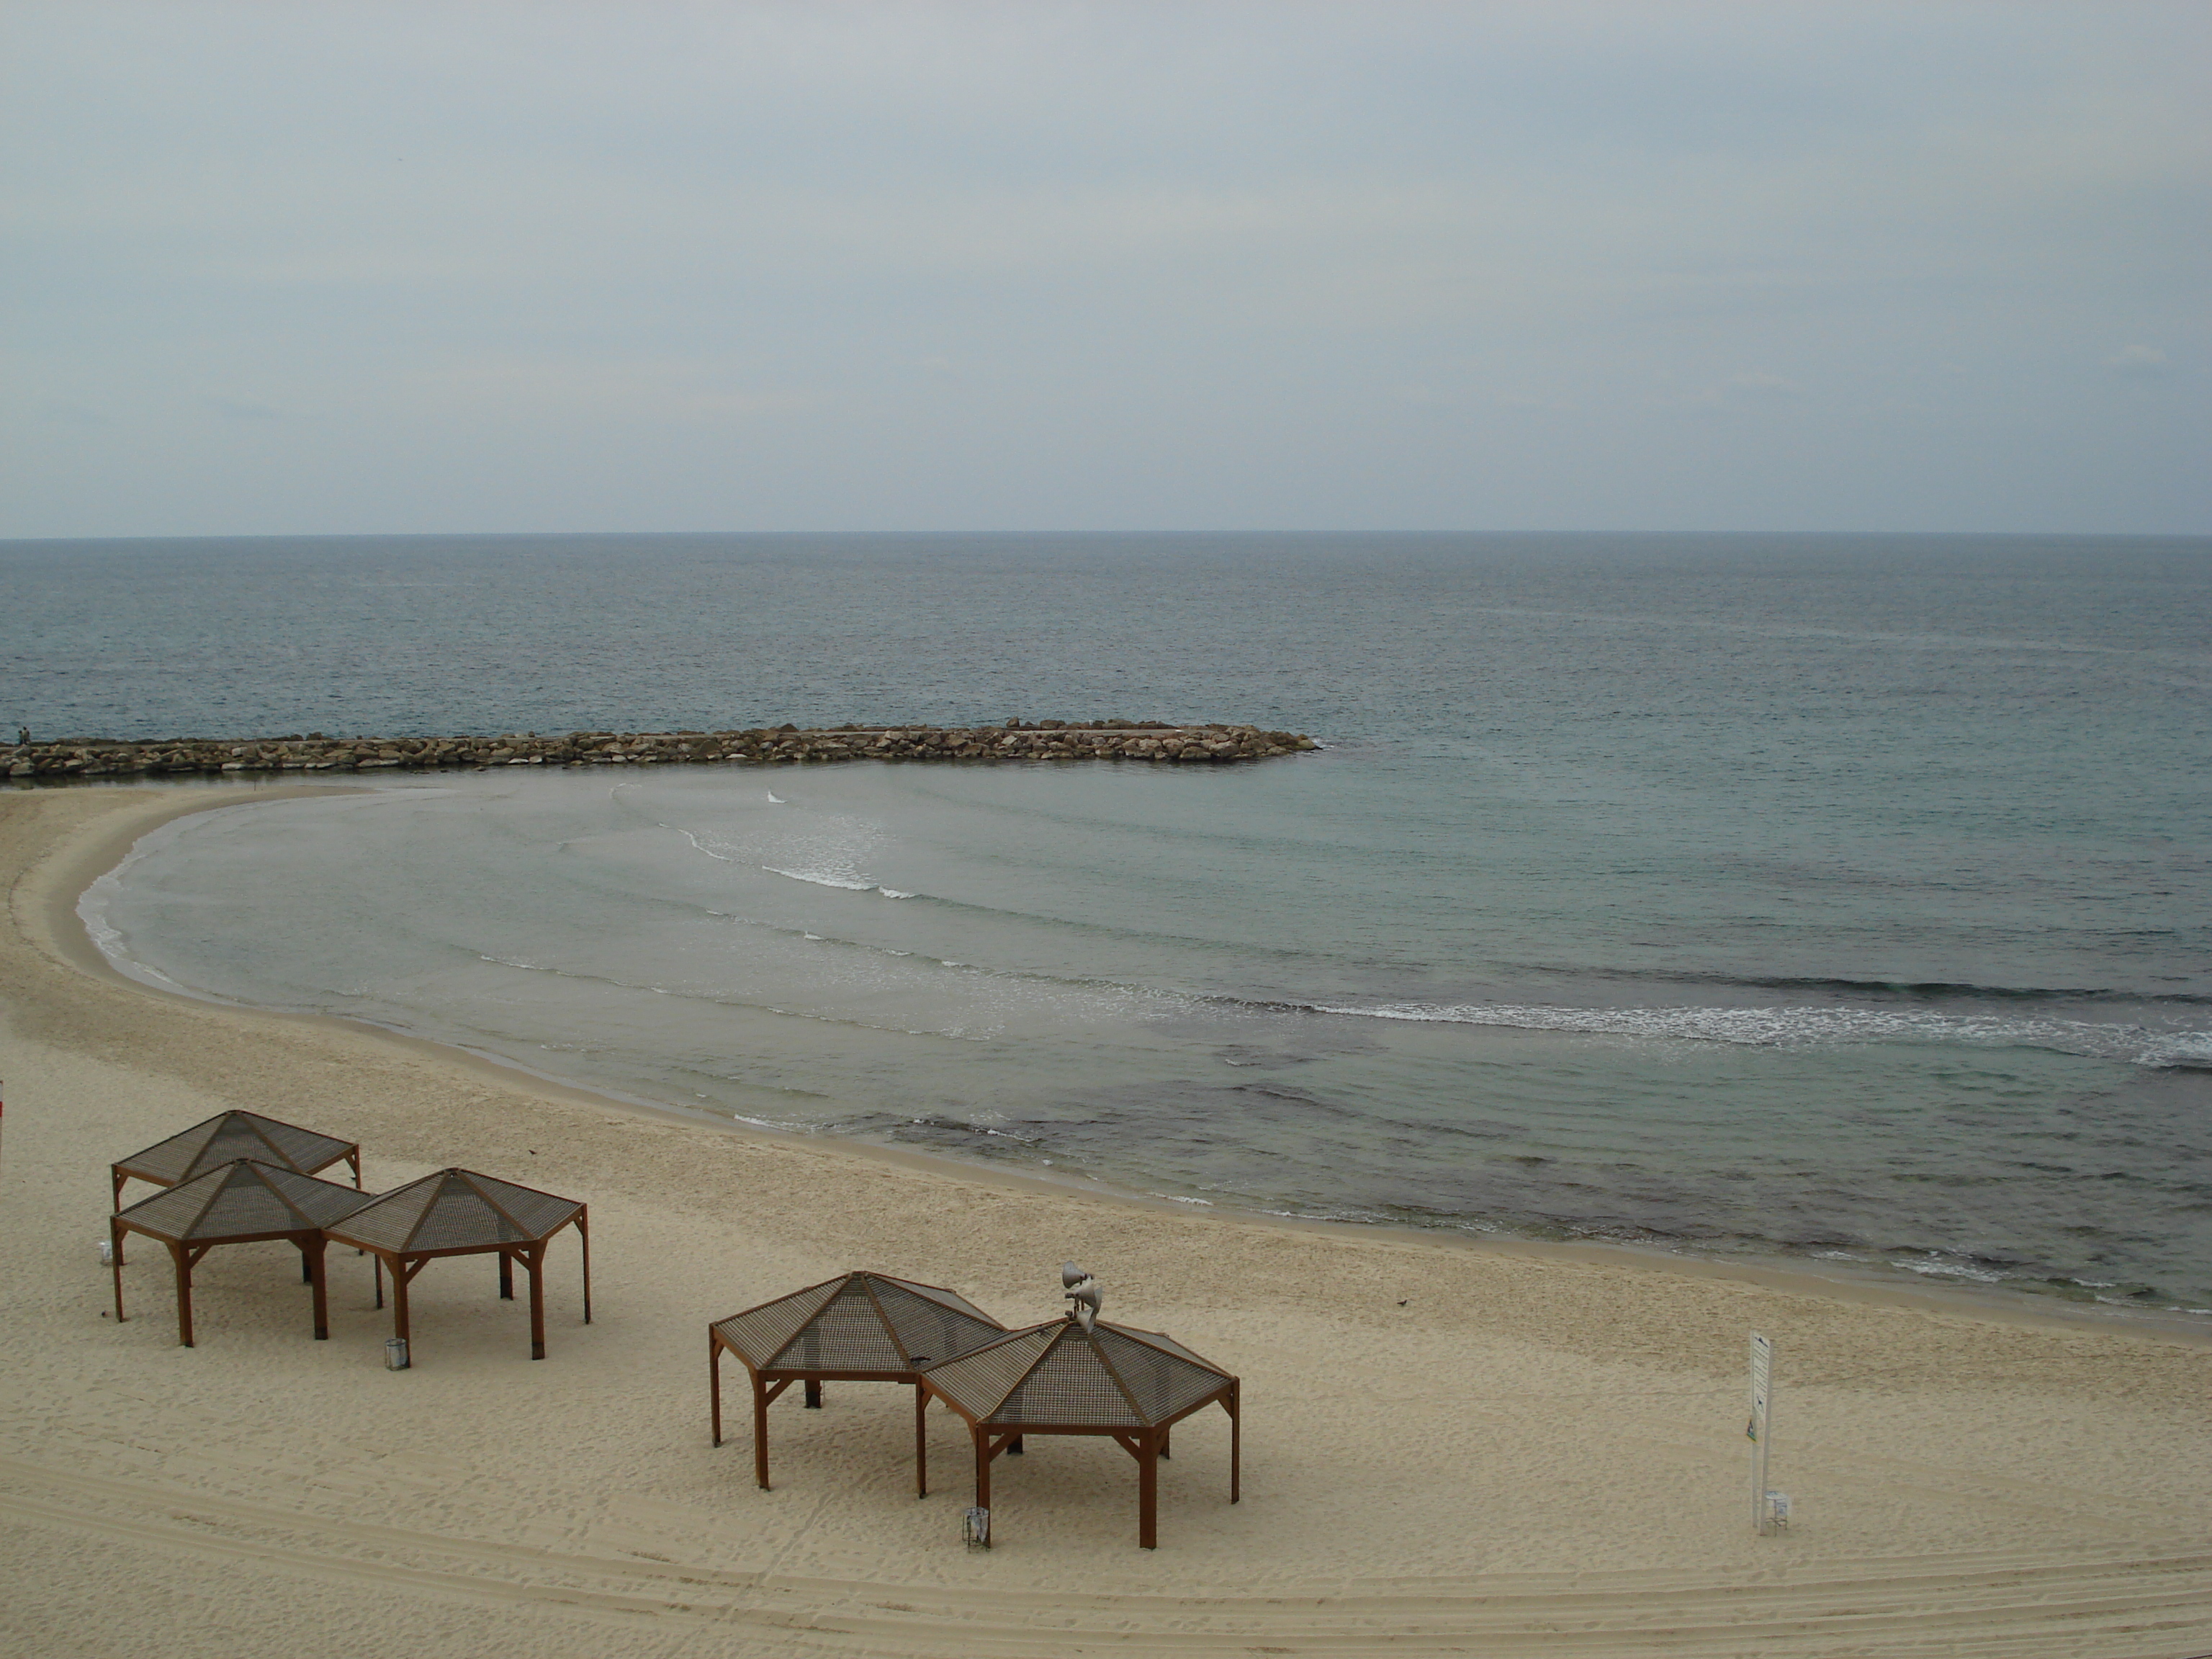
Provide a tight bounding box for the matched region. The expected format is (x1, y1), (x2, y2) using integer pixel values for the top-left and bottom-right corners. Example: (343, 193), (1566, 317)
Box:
(1748, 1332), (1773, 1534)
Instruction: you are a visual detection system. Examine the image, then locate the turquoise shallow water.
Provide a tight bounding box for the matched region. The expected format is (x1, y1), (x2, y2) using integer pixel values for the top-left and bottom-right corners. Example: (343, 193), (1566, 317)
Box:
(9, 532), (2209, 1312)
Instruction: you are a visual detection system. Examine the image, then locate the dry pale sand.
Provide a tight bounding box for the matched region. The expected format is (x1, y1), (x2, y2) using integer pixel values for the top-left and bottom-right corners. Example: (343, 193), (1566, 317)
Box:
(1, 785), (2207, 1659)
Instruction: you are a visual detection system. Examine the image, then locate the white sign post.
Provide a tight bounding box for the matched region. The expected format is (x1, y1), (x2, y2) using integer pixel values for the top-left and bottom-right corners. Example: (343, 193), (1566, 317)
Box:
(1748, 1333), (1774, 1534)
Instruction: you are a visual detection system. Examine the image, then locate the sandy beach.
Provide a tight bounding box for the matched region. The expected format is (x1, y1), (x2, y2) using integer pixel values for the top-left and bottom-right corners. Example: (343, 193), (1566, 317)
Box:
(1, 785), (2207, 1658)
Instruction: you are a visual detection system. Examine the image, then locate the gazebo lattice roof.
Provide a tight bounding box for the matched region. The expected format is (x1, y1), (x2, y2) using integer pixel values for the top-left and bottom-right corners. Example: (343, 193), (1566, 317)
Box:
(714, 1271), (1002, 1373)
(331, 1166), (582, 1252)
(117, 1157), (372, 1244)
(112, 1110), (359, 1206)
(923, 1317), (1233, 1428)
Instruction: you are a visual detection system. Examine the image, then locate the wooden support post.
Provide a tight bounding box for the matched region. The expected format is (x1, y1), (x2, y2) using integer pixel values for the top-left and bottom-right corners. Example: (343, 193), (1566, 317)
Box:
(373, 1254), (384, 1310)
(301, 1247), (314, 1285)
(914, 1385), (928, 1498)
(110, 1220), (127, 1323)
(527, 1242), (547, 1359)
(305, 1236), (330, 1339)
(753, 1373), (771, 1490)
(392, 1258), (412, 1348)
(111, 1172), (128, 1264)
(578, 1209), (591, 1324)
(1138, 1431), (1159, 1550)
(498, 1250), (513, 1300)
(804, 1378), (822, 1408)
(171, 1242), (195, 1349)
(1160, 1426), (1171, 1460)
(710, 1336), (724, 1447)
(974, 1426), (991, 1514)
(1229, 1382), (1241, 1503)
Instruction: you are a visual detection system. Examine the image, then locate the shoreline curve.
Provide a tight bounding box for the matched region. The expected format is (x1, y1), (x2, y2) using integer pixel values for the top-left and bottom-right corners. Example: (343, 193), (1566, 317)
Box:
(39, 780), (2209, 1341)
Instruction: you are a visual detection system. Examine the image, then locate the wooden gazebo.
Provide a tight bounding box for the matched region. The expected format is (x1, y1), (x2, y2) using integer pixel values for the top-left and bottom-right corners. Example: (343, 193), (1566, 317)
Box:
(709, 1271), (1005, 1492)
(109, 1159), (373, 1346)
(110, 1110), (360, 1262)
(919, 1313), (1240, 1549)
(323, 1168), (589, 1362)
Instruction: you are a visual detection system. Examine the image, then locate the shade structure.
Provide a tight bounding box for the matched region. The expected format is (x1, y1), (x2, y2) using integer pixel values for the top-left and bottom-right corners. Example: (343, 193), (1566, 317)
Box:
(919, 1314), (1241, 1549)
(323, 1168), (589, 1362)
(709, 1271), (1005, 1493)
(109, 1159), (373, 1346)
(112, 1110), (361, 1208)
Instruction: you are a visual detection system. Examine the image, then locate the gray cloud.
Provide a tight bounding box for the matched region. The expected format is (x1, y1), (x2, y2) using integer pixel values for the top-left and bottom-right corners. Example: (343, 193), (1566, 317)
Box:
(40, 401), (109, 426)
(1, 0), (2206, 534)
(2104, 345), (2170, 377)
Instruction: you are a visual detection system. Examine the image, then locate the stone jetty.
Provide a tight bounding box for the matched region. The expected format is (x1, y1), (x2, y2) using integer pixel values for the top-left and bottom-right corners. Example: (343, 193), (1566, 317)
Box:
(2, 721), (1318, 780)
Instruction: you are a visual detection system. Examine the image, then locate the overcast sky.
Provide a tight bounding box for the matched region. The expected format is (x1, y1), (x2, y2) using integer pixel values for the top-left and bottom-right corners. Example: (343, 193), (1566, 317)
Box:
(3, 1), (2205, 536)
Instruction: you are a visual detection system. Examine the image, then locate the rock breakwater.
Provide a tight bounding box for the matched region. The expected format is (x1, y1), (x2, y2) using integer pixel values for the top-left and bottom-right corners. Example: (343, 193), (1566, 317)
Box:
(2, 721), (1318, 780)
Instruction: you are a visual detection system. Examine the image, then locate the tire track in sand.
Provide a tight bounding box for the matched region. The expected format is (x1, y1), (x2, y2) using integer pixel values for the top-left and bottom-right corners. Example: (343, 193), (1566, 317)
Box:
(3, 1457), (2206, 1657)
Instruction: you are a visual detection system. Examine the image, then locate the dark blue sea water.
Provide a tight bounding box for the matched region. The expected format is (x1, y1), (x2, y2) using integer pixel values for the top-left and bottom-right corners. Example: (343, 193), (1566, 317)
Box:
(9, 533), (2210, 1313)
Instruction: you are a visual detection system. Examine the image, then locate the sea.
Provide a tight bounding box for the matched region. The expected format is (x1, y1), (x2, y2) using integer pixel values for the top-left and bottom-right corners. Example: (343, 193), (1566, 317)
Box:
(6, 532), (2209, 1317)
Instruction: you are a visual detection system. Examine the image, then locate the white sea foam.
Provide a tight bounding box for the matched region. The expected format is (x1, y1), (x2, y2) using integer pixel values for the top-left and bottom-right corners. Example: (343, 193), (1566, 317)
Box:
(763, 865), (914, 898)
(79, 892), (194, 995)
(1308, 997), (2204, 1066)
(2145, 1033), (2212, 1067)
(765, 866), (876, 892)
(76, 832), (200, 997)
(675, 829), (734, 862)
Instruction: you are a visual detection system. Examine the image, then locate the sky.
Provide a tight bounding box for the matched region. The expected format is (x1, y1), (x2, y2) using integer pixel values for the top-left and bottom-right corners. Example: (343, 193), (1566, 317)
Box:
(3, 1), (2206, 536)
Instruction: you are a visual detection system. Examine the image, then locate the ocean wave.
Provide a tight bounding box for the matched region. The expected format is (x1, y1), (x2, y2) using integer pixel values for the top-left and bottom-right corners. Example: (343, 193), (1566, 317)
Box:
(471, 945), (1034, 1043)
(763, 866), (914, 898)
(621, 787), (910, 896)
(624, 806), (2212, 1014)
(1550, 966), (2212, 1007)
(492, 900), (2208, 1068)
(1296, 996), (2210, 1066)
(764, 865), (875, 892)
(674, 829), (734, 862)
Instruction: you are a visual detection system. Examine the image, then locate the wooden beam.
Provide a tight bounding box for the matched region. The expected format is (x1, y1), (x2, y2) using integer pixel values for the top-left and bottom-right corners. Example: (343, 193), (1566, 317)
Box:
(170, 1240), (194, 1348)
(752, 1371), (772, 1490)
(526, 1241), (547, 1359)
(1230, 1382), (1241, 1503)
(709, 1336), (724, 1447)
(1138, 1429), (1158, 1550)
(305, 1236), (329, 1340)
(391, 1255), (411, 1348)
(914, 1384), (928, 1498)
